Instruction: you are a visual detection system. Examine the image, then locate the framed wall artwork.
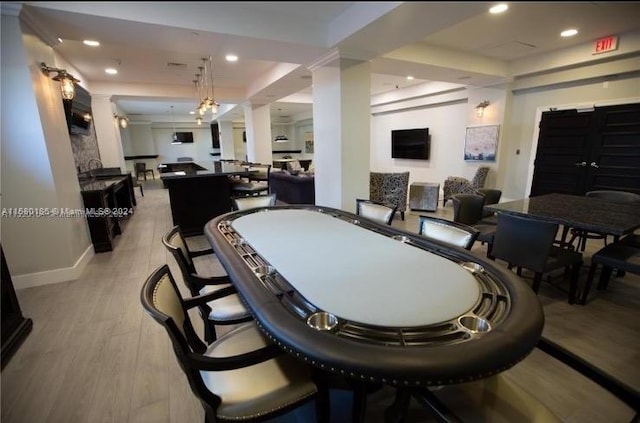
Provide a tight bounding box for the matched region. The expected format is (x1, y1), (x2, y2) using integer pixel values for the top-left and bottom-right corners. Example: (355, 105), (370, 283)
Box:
(464, 125), (499, 162)
(304, 131), (314, 153)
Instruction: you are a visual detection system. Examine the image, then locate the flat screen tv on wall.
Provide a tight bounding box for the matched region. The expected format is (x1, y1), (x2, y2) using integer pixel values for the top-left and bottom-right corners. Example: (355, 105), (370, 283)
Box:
(391, 128), (430, 160)
(173, 132), (194, 143)
(63, 83), (93, 136)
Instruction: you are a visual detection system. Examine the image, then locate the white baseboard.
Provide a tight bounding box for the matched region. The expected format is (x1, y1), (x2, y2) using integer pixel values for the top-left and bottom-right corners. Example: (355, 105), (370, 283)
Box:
(12, 245), (95, 290)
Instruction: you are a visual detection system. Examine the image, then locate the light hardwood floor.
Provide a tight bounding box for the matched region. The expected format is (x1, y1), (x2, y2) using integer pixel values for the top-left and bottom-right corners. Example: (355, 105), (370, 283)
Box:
(2, 180), (638, 423)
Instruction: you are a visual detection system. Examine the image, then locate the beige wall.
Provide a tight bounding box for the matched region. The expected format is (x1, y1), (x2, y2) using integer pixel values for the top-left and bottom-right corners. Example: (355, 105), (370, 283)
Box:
(1, 12), (92, 286)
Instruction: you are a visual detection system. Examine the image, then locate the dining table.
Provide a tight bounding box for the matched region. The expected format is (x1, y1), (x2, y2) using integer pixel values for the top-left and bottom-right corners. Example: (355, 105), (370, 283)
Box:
(205, 204), (545, 421)
(484, 193), (640, 248)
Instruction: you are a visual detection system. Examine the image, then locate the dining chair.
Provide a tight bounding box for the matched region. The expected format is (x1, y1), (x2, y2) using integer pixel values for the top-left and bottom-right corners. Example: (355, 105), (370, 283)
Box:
(581, 239), (640, 304)
(131, 176), (144, 197)
(355, 198), (397, 225)
(232, 193), (277, 211)
(451, 194), (496, 254)
(134, 162), (154, 180)
(490, 213), (583, 303)
(140, 265), (329, 423)
(568, 190), (640, 251)
(162, 225), (252, 343)
(417, 215), (479, 250)
(230, 163), (271, 197)
(619, 233), (640, 248)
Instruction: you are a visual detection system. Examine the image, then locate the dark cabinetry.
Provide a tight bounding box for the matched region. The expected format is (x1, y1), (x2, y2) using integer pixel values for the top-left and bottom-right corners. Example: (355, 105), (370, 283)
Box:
(80, 176), (135, 252)
(1, 245), (33, 369)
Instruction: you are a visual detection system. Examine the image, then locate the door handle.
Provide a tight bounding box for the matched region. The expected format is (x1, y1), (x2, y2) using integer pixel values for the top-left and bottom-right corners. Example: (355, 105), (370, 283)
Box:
(574, 161), (587, 167)
(590, 162), (600, 168)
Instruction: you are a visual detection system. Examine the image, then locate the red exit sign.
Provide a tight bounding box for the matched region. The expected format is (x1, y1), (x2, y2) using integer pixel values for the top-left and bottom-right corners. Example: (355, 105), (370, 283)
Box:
(593, 35), (618, 55)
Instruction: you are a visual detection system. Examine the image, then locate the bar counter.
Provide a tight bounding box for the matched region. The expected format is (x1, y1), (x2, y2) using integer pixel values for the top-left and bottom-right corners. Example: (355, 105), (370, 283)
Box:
(158, 161), (250, 179)
(159, 161), (254, 236)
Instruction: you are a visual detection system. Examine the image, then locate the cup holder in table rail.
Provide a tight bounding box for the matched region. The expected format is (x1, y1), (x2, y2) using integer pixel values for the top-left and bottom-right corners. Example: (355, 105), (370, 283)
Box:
(391, 235), (412, 243)
(307, 311), (339, 332)
(229, 238), (247, 246)
(458, 315), (491, 334)
(461, 262), (485, 274)
(253, 265), (276, 278)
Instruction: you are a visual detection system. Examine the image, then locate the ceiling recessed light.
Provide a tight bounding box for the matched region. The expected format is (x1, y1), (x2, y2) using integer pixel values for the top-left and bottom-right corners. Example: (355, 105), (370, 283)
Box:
(489, 4), (508, 14)
(105, 68), (118, 75)
(561, 28), (578, 37)
(189, 111), (195, 115)
(83, 40), (100, 47)
(406, 76), (414, 80)
(225, 54), (238, 62)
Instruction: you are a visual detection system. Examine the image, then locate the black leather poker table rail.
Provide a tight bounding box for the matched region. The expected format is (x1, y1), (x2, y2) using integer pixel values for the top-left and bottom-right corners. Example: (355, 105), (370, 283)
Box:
(205, 205), (544, 388)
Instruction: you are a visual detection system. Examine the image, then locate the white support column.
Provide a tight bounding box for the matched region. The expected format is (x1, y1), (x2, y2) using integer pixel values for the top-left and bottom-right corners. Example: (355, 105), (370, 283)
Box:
(311, 56), (371, 211)
(243, 103), (272, 164)
(92, 94), (126, 171)
(218, 120), (235, 160)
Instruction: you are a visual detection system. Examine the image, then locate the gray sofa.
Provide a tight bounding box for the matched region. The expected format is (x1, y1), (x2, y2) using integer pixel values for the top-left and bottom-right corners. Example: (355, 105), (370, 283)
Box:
(269, 171), (315, 204)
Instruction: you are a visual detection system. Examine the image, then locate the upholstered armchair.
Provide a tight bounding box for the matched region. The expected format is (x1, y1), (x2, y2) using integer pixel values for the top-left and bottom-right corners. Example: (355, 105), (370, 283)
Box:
(442, 166), (489, 206)
(369, 171), (410, 221)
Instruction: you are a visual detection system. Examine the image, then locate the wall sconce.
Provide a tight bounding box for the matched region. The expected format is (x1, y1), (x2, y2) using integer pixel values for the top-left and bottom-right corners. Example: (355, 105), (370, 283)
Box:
(476, 100), (490, 117)
(114, 115), (129, 128)
(40, 62), (80, 100)
(195, 116), (203, 125)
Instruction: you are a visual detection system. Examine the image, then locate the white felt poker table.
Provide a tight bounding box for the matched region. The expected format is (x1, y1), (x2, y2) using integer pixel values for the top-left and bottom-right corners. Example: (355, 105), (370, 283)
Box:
(204, 205), (544, 387)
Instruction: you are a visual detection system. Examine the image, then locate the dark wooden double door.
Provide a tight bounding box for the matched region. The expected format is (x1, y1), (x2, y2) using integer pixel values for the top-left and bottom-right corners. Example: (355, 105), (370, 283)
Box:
(530, 102), (640, 197)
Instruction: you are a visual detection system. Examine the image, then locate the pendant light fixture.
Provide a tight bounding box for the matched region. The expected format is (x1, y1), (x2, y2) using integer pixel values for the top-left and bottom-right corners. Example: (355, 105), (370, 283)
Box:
(193, 79), (203, 125)
(197, 66), (206, 116)
(196, 56), (219, 116)
(170, 105), (180, 144)
(273, 109), (289, 142)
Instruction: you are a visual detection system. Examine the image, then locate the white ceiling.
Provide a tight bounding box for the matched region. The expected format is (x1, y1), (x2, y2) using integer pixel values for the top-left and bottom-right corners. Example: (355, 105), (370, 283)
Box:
(19, 1), (640, 122)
